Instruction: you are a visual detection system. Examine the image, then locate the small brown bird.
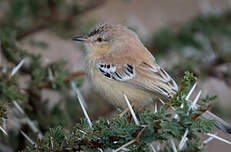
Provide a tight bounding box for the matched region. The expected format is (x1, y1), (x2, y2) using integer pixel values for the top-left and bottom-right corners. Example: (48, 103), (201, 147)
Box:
(73, 23), (231, 134)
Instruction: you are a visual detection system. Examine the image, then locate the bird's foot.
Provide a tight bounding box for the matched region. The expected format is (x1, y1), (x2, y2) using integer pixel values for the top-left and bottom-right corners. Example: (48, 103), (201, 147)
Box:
(119, 103), (135, 118)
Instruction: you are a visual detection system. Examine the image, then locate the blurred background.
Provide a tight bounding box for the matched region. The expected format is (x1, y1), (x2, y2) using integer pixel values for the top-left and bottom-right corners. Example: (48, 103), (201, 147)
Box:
(0, 0), (231, 151)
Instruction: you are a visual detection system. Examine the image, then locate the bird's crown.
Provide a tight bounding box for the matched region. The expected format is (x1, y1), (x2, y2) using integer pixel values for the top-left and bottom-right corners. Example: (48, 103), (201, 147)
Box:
(88, 23), (114, 37)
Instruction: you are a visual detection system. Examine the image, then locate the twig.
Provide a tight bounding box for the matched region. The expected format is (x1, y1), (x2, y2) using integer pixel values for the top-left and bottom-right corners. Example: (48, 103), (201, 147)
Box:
(10, 59), (25, 77)
(0, 126), (7, 136)
(150, 144), (157, 152)
(185, 82), (197, 101)
(38, 71), (85, 89)
(13, 100), (25, 115)
(204, 133), (216, 144)
(64, 71), (85, 83)
(70, 81), (92, 128)
(206, 133), (231, 145)
(170, 138), (177, 152)
(113, 139), (136, 152)
(154, 102), (158, 114)
(178, 128), (189, 150)
(199, 133), (216, 149)
(124, 95), (140, 126)
(20, 131), (36, 145)
(13, 100), (43, 139)
(156, 143), (160, 151)
(50, 137), (54, 150)
(21, 71), (85, 91)
(48, 67), (56, 89)
(174, 103), (183, 120)
(135, 128), (146, 143)
(187, 90), (201, 115)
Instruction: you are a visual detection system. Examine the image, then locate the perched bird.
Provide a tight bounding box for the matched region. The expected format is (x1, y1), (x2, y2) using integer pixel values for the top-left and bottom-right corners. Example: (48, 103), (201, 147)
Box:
(73, 23), (231, 134)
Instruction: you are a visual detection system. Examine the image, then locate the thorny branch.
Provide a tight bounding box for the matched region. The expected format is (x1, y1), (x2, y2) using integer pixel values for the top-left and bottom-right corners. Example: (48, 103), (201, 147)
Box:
(37, 71), (85, 90)
(16, 0), (106, 40)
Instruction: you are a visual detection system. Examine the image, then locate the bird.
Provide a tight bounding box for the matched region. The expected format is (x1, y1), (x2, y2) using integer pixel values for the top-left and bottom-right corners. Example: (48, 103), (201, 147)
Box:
(73, 23), (231, 134)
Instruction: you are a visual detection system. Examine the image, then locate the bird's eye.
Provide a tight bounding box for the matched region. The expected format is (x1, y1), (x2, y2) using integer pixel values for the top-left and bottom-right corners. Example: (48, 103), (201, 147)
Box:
(97, 37), (103, 42)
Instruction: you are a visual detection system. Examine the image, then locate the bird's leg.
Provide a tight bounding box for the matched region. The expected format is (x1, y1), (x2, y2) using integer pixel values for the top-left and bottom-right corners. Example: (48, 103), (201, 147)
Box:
(137, 105), (144, 112)
(119, 102), (135, 118)
(119, 108), (129, 117)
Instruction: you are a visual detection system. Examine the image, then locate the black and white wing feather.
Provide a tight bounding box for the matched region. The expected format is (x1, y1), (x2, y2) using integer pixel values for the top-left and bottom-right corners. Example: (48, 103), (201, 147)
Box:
(95, 45), (178, 98)
(97, 62), (135, 81)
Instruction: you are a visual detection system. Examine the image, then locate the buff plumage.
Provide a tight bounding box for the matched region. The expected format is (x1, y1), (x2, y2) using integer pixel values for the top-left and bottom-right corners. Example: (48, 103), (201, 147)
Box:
(73, 23), (231, 134)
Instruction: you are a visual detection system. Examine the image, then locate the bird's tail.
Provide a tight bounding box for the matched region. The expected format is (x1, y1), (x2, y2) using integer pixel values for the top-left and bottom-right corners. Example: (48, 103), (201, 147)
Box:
(202, 110), (231, 134)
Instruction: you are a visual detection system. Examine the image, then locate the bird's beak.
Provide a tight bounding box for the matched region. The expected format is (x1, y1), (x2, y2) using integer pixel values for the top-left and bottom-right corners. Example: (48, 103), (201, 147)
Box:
(72, 36), (89, 42)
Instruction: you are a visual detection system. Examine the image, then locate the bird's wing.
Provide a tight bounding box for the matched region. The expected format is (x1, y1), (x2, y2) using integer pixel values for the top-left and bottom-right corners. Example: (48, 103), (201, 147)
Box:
(96, 48), (178, 98)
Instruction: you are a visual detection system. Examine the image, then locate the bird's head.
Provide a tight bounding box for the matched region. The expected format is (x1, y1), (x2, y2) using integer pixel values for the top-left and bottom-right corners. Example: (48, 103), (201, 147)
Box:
(72, 23), (141, 56)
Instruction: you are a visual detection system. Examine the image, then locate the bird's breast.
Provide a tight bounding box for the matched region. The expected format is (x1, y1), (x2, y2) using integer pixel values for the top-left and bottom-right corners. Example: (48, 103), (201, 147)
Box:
(87, 61), (154, 108)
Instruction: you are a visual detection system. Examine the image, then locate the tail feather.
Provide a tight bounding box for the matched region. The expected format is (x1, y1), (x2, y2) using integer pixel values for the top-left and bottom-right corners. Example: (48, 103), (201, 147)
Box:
(202, 111), (231, 134)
